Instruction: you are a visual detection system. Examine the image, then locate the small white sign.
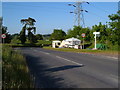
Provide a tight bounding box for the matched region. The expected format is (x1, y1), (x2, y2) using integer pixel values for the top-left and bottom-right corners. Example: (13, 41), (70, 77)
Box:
(1, 34), (6, 39)
(93, 32), (100, 34)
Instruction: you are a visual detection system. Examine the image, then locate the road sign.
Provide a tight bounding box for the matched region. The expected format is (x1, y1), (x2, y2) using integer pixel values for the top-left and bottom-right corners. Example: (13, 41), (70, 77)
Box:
(81, 33), (85, 38)
(93, 32), (100, 34)
(93, 32), (100, 49)
(1, 34), (6, 39)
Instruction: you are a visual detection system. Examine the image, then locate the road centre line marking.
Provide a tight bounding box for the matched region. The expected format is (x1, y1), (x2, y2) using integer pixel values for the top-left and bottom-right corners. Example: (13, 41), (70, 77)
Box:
(33, 49), (83, 66)
(31, 48), (118, 60)
(39, 51), (50, 55)
(32, 49), (83, 66)
(56, 56), (84, 66)
(105, 56), (118, 60)
(33, 50), (50, 55)
(110, 74), (118, 80)
(108, 74), (118, 83)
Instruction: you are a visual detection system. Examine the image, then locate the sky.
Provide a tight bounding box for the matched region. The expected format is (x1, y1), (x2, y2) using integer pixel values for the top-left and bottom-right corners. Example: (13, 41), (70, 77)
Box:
(1, 0), (119, 2)
(2, 2), (118, 35)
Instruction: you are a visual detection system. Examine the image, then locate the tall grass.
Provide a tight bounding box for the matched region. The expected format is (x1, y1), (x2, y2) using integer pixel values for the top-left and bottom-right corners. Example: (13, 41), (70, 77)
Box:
(2, 45), (34, 89)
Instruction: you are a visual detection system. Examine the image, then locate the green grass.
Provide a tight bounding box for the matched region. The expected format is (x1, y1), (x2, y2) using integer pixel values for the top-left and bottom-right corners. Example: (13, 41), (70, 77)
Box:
(2, 45), (34, 89)
(4, 43), (42, 47)
(37, 40), (52, 46)
(6, 40), (51, 47)
(43, 46), (118, 57)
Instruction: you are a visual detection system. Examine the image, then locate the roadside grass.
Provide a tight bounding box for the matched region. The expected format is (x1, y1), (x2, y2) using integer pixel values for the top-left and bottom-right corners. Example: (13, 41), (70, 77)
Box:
(4, 43), (42, 47)
(6, 40), (51, 47)
(37, 40), (52, 46)
(43, 46), (118, 57)
(2, 45), (34, 89)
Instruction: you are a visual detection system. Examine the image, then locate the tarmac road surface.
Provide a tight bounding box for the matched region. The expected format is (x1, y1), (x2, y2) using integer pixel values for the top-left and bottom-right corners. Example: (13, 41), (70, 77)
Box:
(18, 47), (118, 88)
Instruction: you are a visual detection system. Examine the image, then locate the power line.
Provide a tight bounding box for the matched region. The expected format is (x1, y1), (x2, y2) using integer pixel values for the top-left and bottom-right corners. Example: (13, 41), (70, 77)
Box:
(88, 2), (115, 14)
(2, 2), (112, 27)
(88, 11), (109, 20)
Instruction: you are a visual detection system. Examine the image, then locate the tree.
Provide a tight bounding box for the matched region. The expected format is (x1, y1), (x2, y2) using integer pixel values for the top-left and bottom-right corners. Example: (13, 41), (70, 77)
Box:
(78, 27), (91, 42)
(108, 10), (120, 45)
(66, 26), (82, 38)
(35, 34), (43, 40)
(50, 29), (66, 41)
(0, 17), (11, 43)
(19, 25), (26, 44)
(20, 17), (36, 44)
(91, 22), (108, 44)
(66, 26), (91, 42)
(2, 26), (11, 43)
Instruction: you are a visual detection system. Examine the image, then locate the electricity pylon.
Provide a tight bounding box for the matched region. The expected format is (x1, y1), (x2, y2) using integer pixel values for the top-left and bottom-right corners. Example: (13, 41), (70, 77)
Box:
(68, 1), (89, 27)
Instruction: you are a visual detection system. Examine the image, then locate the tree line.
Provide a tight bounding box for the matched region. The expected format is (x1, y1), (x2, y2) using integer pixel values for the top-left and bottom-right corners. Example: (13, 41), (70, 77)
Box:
(50, 11), (120, 50)
(1, 11), (119, 50)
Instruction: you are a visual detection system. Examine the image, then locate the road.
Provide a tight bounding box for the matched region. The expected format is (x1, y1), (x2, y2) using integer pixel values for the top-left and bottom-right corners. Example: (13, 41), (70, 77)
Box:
(18, 47), (118, 88)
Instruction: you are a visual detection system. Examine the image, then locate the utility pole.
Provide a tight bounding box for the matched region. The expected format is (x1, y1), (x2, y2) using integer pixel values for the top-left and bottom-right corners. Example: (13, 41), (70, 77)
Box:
(68, 1), (89, 27)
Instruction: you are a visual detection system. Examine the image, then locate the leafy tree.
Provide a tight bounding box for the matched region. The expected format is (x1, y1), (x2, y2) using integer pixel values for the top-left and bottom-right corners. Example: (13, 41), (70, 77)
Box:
(66, 26), (91, 42)
(19, 25), (26, 44)
(11, 33), (19, 39)
(20, 17), (36, 44)
(2, 26), (11, 43)
(50, 29), (66, 41)
(91, 22), (108, 44)
(11, 35), (20, 44)
(79, 27), (91, 42)
(66, 26), (82, 38)
(10, 33), (20, 44)
(42, 34), (51, 40)
(35, 34), (43, 40)
(0, 17), (11, 43)
(108, 10), (120, 45)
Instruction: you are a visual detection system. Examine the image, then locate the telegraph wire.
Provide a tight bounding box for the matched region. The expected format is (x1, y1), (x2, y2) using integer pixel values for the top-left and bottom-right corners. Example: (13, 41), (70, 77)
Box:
(2, 2), (112, 23)
(88, 2), (113, 14)
(3, 4), (110, 21)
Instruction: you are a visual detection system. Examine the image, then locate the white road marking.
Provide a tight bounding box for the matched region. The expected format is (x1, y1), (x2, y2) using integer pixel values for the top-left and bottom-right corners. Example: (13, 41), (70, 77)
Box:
(33, 49), (83, 66)
(39, 51), (50, 55)
(110, 74), (119, 82)
(33, 50), (50, 55)
(105, 56), (118, 60)
(56, 56), (84, 66)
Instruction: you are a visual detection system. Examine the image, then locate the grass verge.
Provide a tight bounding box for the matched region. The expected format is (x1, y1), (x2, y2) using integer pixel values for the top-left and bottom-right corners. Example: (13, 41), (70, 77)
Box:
(43, 46), (118, 57)
(2, 45), (34, 89)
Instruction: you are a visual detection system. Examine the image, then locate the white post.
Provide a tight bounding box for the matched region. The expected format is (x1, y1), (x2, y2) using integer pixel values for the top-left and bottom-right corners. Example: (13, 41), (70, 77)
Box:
(93, 32), (100, 50)
(83, 37), (84, 49)
(95, 34), (96, 49)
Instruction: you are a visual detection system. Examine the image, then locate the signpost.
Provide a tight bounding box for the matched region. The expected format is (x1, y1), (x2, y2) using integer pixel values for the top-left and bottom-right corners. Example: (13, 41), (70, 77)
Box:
(93, 32), (100, 49)
(81, 33), (85, 49)
(1, 34), (6, 44)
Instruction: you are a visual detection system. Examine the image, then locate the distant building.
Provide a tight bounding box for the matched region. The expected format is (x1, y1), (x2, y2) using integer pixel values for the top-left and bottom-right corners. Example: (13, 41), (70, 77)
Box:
(59, 37), (81, 49)
(52, 40), (61, 48)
